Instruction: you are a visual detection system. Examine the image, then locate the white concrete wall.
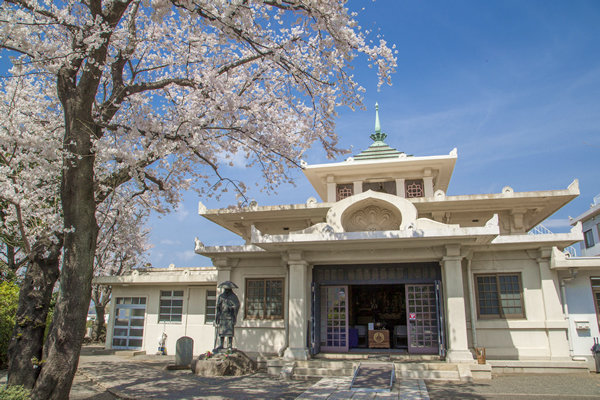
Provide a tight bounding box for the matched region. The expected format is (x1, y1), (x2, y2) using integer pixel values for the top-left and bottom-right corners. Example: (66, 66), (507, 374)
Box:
(563, 270), (600, 370)
(106, 285), (216, 356)
(468, 250), (570, 360)
(227, 260), (287, 354)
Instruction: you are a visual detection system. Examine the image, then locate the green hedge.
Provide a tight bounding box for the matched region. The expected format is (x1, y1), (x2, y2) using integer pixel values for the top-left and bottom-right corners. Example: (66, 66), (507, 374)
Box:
(0, 385), (31, 400)
(0, 280), (19, 368)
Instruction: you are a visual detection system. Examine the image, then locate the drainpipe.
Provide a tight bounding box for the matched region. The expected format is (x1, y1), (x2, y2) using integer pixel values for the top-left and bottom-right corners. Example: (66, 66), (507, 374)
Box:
(560, 268), (584, 360)
(466, 253), (478, 350)
(278, 263), (290, 357)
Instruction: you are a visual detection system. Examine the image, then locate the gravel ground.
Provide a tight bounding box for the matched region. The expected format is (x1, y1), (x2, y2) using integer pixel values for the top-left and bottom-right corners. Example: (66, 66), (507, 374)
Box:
(426, 373), (600, 400)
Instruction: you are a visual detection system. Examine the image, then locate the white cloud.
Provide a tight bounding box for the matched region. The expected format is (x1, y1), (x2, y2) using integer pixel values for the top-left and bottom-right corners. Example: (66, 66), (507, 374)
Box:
(174, 203), (190, 221)
(176, 250), (196, 262)
(147, 251), (164, 265)
(159, 239), (180, 245)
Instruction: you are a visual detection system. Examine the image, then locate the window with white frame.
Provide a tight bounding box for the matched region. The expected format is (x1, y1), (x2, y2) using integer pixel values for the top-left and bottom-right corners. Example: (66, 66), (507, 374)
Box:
(159, 290), (184, 322)
(584, 229), (595, 249)
(205, 290), (217, 324)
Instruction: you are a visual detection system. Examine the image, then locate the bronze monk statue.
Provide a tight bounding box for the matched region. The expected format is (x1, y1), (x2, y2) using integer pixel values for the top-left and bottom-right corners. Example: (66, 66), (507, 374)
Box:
(214, 280), (240, 351)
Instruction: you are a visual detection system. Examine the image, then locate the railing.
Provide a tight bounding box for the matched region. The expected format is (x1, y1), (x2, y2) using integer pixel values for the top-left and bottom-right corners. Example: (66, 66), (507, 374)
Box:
(528, 224), (577, 257)
(529, 224), (553, 235)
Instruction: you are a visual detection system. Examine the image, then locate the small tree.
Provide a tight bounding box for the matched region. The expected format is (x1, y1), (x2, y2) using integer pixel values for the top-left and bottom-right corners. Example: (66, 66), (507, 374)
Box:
(0, 280), (20, 368)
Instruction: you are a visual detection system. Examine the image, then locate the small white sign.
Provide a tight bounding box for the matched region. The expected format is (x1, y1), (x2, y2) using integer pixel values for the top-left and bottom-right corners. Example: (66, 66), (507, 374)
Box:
(368, 323), (374, 331)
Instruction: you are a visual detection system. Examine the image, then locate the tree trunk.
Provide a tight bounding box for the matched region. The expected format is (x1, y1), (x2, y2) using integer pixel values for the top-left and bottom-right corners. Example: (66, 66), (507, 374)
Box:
(30, 104), (100, 399)
(7, 236), (62, 389)
(91, 305), (105, 342)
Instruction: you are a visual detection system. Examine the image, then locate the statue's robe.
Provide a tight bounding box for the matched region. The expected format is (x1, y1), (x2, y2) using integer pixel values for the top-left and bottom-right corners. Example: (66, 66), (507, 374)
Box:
(215, 290), (240, 337)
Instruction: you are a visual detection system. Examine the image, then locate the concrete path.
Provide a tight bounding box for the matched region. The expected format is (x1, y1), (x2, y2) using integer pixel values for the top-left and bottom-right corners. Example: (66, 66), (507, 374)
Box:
(295, 377), (430, 400)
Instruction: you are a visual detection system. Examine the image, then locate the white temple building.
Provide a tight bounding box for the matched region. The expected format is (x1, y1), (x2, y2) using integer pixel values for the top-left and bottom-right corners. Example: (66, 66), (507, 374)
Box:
(97, 106), (598, 377)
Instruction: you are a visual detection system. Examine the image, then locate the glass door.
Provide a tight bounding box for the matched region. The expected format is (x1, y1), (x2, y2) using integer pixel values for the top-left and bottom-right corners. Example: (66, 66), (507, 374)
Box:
(320, 286), (349, 352)
(112, 297), (146, 349)
(406, 285), (439, 354)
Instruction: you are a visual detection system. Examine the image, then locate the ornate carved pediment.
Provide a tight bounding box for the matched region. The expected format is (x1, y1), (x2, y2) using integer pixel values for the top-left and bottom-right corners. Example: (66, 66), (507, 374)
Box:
(344, 205), (401, 232)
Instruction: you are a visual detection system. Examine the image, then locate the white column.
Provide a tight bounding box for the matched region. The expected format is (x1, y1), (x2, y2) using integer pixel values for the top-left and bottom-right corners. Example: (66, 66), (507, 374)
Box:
(353, 181), (363, 196)
(536, 248), (570, 360)
(395, 178), (405, 198)
(213, 258), (232, 286)
(327, 175), (336, 202)
(423, 176), (434, 198)
(441, 246), (474, 363)
(284, 253), (310, 360)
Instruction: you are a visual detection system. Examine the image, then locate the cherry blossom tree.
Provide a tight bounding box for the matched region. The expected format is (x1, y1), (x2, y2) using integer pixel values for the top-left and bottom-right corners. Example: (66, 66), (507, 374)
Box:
(0, 73), (152, 390)
(0, 1), (396, 397)
(90, 192), (151, 341)
(0, 73), (65, 390)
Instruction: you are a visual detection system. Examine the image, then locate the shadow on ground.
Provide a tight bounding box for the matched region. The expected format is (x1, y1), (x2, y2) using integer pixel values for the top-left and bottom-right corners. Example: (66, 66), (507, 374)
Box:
(80, 360), (315, 400)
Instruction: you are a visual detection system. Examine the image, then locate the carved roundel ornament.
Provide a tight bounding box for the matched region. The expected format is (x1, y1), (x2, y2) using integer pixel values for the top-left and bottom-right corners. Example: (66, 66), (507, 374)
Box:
(344, 205), (400, 232)
(373, 331), (385, 343)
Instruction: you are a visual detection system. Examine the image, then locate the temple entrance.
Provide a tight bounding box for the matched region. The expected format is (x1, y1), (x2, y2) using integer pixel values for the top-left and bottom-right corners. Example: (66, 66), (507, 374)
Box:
(312, 263), (445, 356)
(349, 285), (407, 350)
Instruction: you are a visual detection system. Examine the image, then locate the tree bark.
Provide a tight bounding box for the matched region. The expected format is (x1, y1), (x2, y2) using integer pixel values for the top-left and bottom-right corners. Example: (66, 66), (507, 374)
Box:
(7, 235), (62, 389)
(30, 100), (100, 399)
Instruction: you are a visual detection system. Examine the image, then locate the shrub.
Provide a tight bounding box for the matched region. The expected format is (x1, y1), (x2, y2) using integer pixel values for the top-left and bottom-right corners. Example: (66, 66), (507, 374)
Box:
(0, 280), (19, 368)
(0, 385), (32, 400)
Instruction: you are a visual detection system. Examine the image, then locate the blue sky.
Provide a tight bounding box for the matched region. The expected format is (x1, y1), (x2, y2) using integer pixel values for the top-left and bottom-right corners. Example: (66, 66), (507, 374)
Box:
(148, 0), (600, 267)
(3, 0), (587, 267)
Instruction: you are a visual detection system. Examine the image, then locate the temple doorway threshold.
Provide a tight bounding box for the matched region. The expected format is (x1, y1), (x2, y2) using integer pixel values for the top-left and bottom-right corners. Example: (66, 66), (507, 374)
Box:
(314, 351), (444, 362)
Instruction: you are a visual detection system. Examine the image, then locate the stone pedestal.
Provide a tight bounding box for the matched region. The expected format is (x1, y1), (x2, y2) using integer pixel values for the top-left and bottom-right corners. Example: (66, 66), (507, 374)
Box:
(191, 349), (257, 377)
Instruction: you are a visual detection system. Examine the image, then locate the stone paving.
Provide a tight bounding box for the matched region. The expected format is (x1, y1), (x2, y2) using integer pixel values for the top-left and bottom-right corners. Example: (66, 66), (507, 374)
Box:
(295, 377), (430, 400)
(3, 348), (600, 399)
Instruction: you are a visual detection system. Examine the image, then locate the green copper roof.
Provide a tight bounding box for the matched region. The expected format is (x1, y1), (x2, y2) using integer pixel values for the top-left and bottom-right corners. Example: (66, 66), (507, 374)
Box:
(353, 103), (408, 161)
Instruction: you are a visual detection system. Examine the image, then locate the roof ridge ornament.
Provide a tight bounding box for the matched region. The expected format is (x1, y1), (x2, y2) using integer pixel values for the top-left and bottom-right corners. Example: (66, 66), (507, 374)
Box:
(369, 102), (388, 143)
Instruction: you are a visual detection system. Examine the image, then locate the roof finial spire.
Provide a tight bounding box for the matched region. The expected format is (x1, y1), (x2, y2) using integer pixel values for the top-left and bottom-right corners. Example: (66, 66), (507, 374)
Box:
(370, 102), (387, 143)
(375, 102), (381, 134)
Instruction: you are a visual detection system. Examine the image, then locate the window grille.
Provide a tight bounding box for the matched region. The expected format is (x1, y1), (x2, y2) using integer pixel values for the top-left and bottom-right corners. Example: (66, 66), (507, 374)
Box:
(475, 274), (524, 319)
(159, 290), (184, 322)
(336, 184), (354, 201)
(245, 278), (284, 319)
(405, 180), (424, 198)
(205, 290), (217, 324)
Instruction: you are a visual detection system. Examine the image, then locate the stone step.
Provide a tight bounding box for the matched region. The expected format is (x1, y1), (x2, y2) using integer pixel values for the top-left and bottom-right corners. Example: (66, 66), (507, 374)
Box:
(391, 355), (444, 362)
(488, 360), (590, 374)
(395, 362), (457, 371)
(397, 369), (460, 381)
(293, 367), (355, 377)
(294, 360), (357, 369)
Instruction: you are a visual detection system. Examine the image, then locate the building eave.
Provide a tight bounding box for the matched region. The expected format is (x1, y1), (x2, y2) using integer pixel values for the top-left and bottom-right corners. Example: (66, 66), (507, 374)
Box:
(570, 202), (600, 225)
(551, 246), (600, 270)
(302, 152), (458, 202)
(93, 267), (217, 285)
